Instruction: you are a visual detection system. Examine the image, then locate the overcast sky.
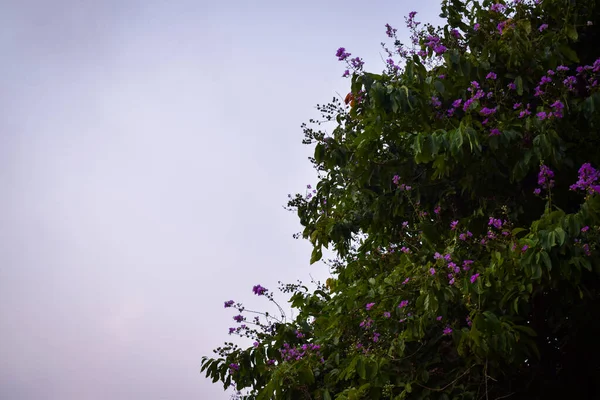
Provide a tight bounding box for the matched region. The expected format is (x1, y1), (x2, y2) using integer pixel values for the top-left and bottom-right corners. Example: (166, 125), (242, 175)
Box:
(0, 1), (442, 398)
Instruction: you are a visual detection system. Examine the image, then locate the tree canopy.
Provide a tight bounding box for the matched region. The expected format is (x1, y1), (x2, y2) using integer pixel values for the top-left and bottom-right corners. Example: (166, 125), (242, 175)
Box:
(202, 0), (600, 398)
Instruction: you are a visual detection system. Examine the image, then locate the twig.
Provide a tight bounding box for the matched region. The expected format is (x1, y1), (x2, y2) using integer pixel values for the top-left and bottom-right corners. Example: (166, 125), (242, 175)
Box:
(416, 365), (474, 392)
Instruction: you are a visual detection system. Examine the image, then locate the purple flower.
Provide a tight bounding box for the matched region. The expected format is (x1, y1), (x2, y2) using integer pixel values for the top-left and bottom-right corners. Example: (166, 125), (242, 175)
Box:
(474, 23), (481, 31)
(385, 23), (397, 38)
(470, 273), (480, 283)
(233, 315), (245, 323)
(439, 74), (446, 79)
(489, 128), (502, 136)
(434, 252), (442, 260)
(350, 57), (364, 70)
(581, 226), (590, 232)
(491, 3), (506, 12)
(480, 107), (497, 116)
(488, 217), (503, 230)
(466, 316), (472, 327)
(452, 99), (462, 108)
(463, 98), (475, 111)
(430, 268), (436, 275)
(498, 20), (510, 34)
(538, 164), (555, 189)
(539, 24), (549, 32)
(451, 220), (459, 230)
(450, 29), (461, 38)
(522, 245), (529, 252)
(433, 44), (448, 55)
(383, 311), (391, 318)
(534, 188), (541, 195)
(398, 300), (409, 308)
(224, 300), (235, 308)
(436, 316), (443, 321)
(444, 254), (452, 262)
(342, 69), (350, 77)
(508, 82), (517, 90)
(252, 285), (268, 296)
(228, 327), (236, 334)
(513, 102), (522, 110)
(431, 96), (442, 108)
(336, 47), (351, 61)
(392, 175), (401, 185)
(229, 363), (240, 371)
(570, 163), (600, 194)
(253, 341), (259, 347)
(373, 332), (381, 342)
(519, 109), (531, 118)
(534, 86), (544, 97)
(443, 326), (453, 335)
(366, 302), (376, 311)
(537, 111), (548, 120)
(557, 65), (569, 72)
(402, 277), (410, 284)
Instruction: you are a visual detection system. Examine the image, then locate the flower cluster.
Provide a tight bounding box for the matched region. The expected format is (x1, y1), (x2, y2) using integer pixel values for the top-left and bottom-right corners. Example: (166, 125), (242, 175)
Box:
(534, 164), (555, 195)
(280, 342), (323, 363)
(252, 284), (268, 296)
(392, 174), (412, 191)
(570, 163), (600, 195)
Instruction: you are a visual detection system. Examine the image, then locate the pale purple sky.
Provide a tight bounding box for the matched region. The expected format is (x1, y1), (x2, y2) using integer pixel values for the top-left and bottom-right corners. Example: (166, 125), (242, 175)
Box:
(0, 1), (441, 398)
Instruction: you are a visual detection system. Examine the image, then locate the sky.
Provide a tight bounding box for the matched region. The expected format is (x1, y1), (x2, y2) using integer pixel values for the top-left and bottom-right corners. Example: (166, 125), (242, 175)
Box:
(0, 0), (442, 398)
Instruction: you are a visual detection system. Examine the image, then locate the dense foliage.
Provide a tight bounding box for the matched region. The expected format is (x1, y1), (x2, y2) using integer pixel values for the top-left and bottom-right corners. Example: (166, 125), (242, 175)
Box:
(202, 0), (600, 398)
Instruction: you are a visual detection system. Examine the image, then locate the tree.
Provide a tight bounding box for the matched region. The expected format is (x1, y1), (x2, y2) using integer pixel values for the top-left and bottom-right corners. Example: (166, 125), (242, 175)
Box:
(202, 0), (600, 398)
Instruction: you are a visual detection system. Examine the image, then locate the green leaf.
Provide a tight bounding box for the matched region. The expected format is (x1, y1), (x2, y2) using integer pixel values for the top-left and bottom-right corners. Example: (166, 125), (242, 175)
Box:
(559, 44), (579, 62)
(555, 227), (566, 246)
(434, 80), (445, 95)
(512, 227), (528, 237)
(513, 325), (537, 337)
(357, 357), (367, 380)
(310, 247), (322, 264)
(566, 25), (578, 41)
(297, 364), (315, 384)
(540, 251), (552, 271)
(424, 293), (439, 313)
(515, 76), (523, 96)
(532, 263), (542, 280)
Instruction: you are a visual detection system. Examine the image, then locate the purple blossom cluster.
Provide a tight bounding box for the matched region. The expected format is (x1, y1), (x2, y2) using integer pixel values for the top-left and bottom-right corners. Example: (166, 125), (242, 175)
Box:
(280, 342), (323, 363)
(534, 164), (555, 195)
(392, 175), (412, 191)
(424, 34), (447, 55)
(359, 318), (374, 329)
(252, 284), (268, 296)
(570, 163), (600, 195)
